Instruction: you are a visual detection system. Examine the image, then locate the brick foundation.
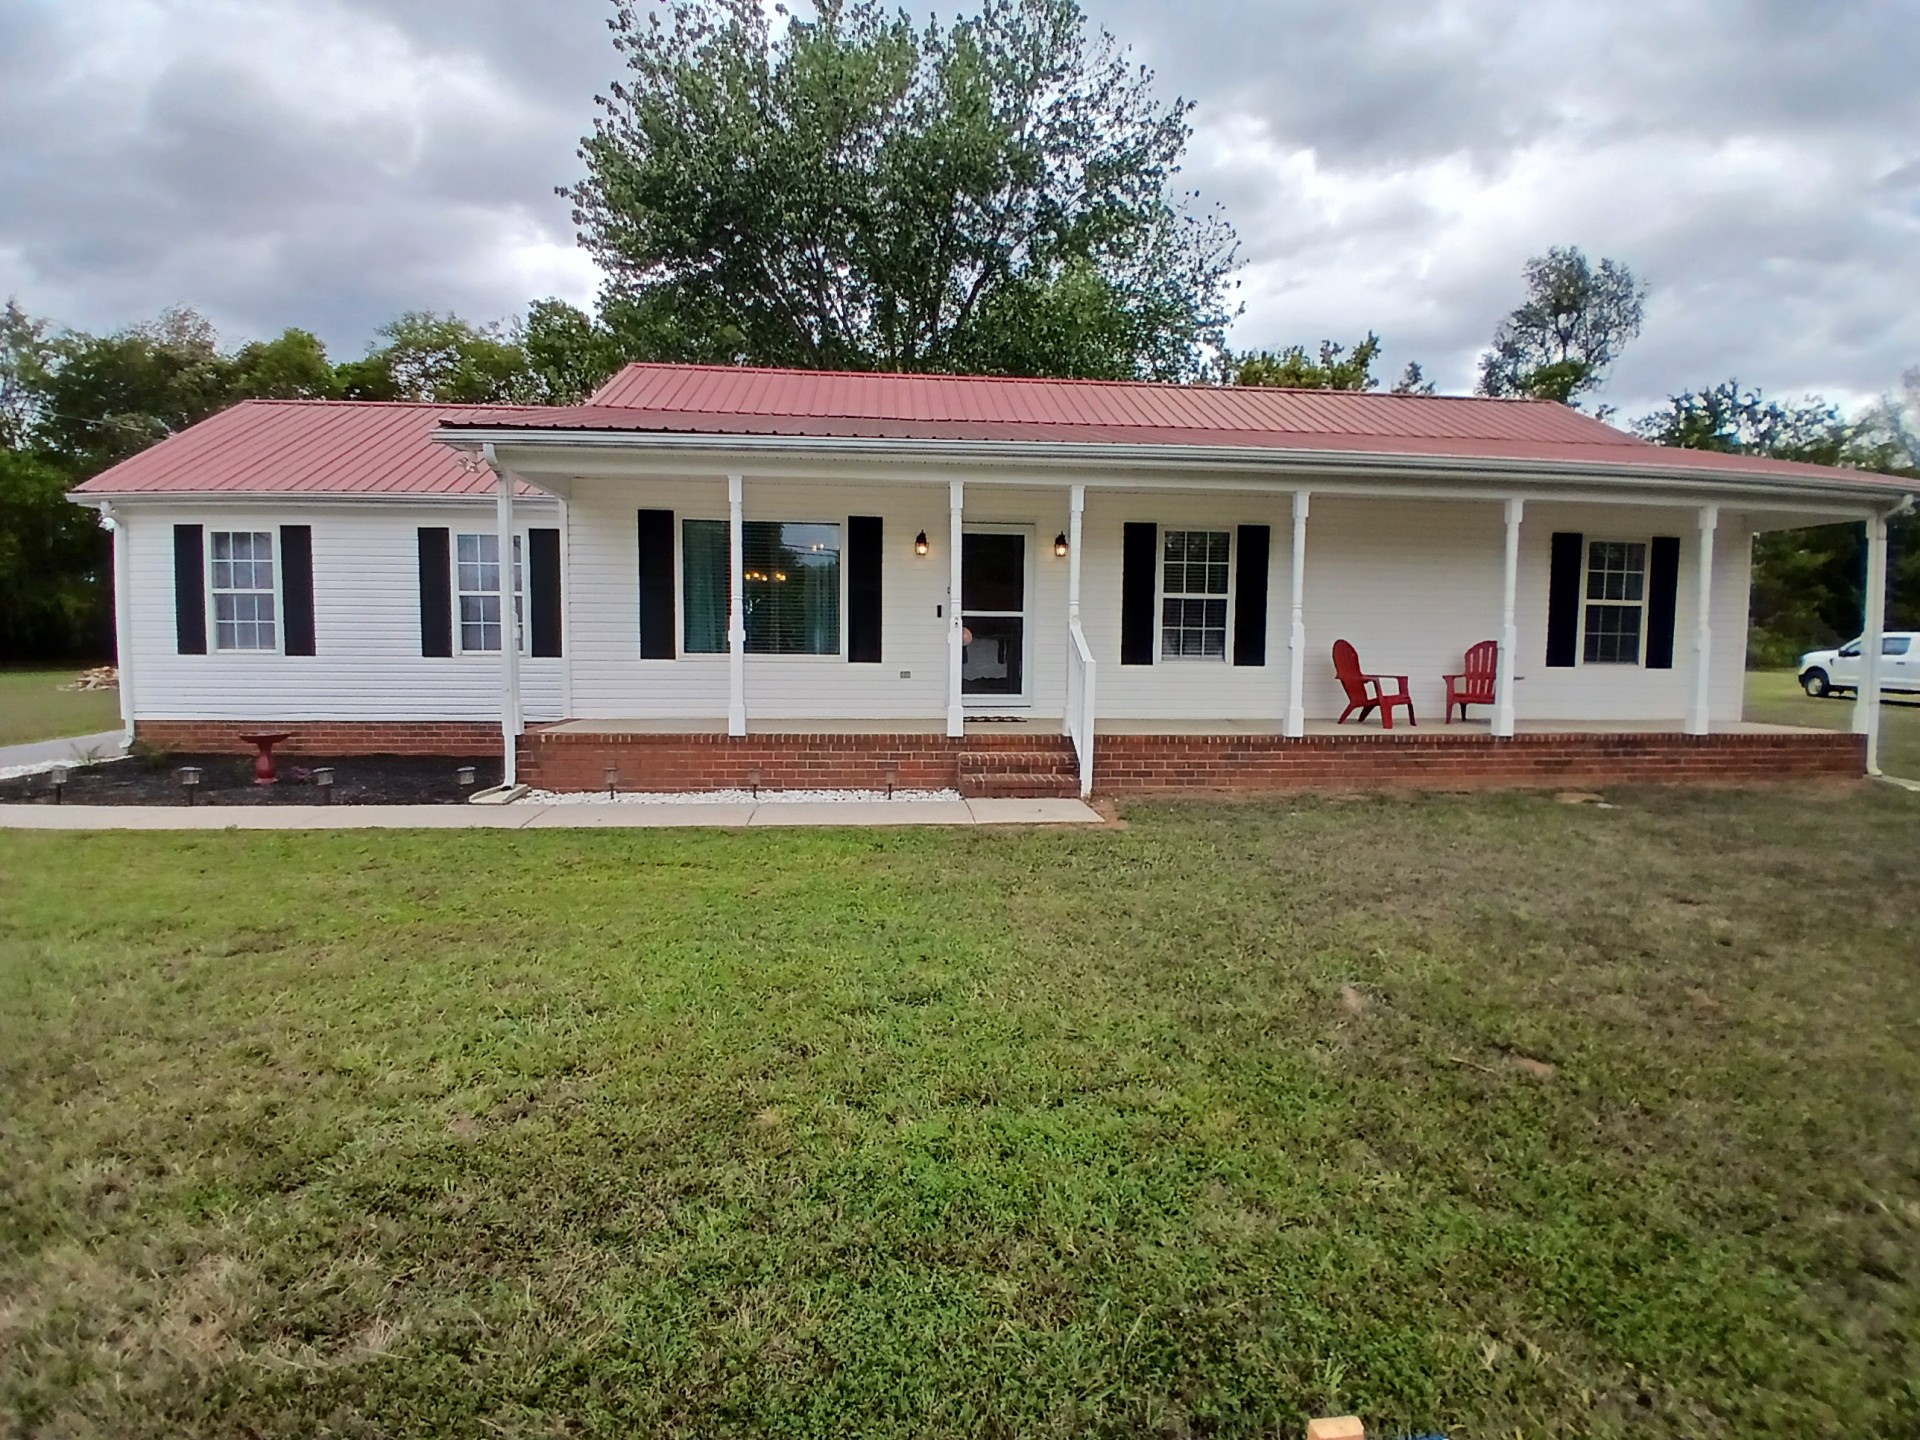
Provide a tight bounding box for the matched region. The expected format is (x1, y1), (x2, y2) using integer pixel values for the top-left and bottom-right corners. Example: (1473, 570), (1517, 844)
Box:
(133, 720), (1865, 792)
(520, 725), (1865, 795)
(134, 720), (501, 757)
(1088, 729), (1865, 793)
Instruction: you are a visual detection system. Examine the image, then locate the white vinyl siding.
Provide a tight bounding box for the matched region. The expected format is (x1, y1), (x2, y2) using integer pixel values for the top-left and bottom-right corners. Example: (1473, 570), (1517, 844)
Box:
(115, 488), (1760, 731)
(122, 502), (564, 722)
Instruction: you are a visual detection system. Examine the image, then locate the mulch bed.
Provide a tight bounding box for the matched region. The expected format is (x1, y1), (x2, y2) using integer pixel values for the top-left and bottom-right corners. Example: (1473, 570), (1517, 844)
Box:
(0, 753), (502, 807)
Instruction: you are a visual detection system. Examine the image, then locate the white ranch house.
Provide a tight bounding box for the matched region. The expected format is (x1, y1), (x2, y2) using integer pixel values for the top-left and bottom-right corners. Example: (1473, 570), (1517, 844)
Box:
(71, 364), (1909, 796)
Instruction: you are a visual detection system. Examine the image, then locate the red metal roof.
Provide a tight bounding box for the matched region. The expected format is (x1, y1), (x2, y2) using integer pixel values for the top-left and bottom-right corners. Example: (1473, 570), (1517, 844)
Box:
(451, 363), (1900, 488)
(75, 366), (1910, 496)
(71, 401), (541, 497)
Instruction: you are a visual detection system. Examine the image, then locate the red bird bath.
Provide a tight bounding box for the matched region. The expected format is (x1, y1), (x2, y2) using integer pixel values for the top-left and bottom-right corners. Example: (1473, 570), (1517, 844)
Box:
(236, 731), (294, 785)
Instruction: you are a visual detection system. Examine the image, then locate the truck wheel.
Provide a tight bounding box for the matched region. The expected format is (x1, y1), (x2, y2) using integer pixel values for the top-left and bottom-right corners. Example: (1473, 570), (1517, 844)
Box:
(1801, 668), (1831, 697)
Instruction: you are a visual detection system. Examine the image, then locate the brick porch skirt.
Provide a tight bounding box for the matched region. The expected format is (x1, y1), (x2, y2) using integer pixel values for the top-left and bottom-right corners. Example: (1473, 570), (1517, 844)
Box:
(134, 721), (1865, 794)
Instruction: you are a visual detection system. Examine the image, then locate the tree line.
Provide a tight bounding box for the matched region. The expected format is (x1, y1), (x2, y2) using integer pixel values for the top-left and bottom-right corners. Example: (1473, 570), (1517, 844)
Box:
(2, 0), (1915, 664)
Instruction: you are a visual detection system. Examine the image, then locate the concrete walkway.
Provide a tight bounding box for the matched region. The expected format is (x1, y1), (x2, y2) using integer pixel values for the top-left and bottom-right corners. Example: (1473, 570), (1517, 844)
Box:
(0, 730), (126, 777)
(0, 796), (1102, 830)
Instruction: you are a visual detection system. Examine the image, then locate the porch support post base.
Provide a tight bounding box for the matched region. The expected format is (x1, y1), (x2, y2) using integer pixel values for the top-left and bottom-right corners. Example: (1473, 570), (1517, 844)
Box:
(1285, 490), (1309, 738)
(1686, 503), (1718, 737)
(727, 473), (746, 738)
(947, 479), (964, 738)
(1495, 496), (1523, 738)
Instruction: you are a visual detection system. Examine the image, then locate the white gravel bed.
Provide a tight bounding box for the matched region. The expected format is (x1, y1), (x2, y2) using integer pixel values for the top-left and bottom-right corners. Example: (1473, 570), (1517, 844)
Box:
(523, 786), (962, 806)
(0, 753), (129, 782)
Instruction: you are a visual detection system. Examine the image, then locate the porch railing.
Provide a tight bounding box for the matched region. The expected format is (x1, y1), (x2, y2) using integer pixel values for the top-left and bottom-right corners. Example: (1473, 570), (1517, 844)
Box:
(1065, 619), (1096, 799)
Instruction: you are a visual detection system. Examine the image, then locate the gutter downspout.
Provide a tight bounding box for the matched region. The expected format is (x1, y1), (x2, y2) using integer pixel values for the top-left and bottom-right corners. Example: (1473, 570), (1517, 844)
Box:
(100, 502), (136, 751)
(482, 445), (522, 790)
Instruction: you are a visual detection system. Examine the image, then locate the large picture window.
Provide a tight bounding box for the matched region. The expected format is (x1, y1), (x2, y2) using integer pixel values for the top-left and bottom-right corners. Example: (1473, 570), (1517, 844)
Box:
(683, 520), (842, 656)
(456, 533), (523, 653)
(1582, 540), (1647, 664)
(210, 530), (276, 651)
(1161, 529), (1230, 658)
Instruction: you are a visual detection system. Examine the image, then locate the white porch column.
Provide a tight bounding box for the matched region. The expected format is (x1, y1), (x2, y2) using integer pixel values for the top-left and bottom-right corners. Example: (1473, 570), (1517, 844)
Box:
(1285, 490), (1309, 737)
(104, 504), (136, 750)
(1686, 504), (1719, 736)
(1495, 497), (1523, 737)
(947, 479), (965, 738)
(727, 473), (746, 737)
(1064, 484), (1085, 739)
(485, 446), (522, 787)
(1853, 510), (1888, 773)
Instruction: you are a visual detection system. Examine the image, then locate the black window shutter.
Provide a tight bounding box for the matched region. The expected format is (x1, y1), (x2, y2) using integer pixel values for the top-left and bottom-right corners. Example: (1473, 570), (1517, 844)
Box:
(528, 527), (563, 658)
(417, 526), (452, 657)
(1545, 531), (1583, 668)
(173, 524), (206, 654)
(1233, 523), (1270, 666)
(847, 515), (883, 663)
(1645, 535), (1681, 669)
(1121, 521), (1157, 665)
(637, 509), (676, 659)
(280, 524), (315, 656)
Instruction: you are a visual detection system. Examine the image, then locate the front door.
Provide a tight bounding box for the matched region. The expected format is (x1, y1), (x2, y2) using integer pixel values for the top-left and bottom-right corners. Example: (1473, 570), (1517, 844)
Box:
(961, 531), (1027, 702)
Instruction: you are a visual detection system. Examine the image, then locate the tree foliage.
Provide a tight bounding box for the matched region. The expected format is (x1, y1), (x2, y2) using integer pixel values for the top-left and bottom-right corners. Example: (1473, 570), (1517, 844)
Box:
(1638, 379), (1920, 664)
(1477, 246), (1646, 409)
(565, 0), (1238, 380)
(1228, 333), (1436, 394)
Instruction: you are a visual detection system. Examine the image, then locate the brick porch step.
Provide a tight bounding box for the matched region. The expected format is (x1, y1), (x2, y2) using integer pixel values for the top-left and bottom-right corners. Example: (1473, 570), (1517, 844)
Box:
(957, 747), (1080, 798)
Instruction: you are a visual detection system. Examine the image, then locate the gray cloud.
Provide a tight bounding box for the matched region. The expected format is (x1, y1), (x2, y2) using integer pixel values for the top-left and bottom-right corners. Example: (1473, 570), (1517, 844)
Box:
(1, 0), (1915, 420)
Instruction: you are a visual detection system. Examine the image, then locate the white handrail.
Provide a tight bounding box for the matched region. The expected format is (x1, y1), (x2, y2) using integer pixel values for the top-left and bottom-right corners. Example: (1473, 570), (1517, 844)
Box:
(1066, 619), (1096, 798)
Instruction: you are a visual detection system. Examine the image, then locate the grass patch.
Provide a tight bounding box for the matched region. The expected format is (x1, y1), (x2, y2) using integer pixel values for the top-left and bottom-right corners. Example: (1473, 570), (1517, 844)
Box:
(0, 669), (120, 748)
(2, 792), (1917, 1437)
(1745, 669), (1920, 780)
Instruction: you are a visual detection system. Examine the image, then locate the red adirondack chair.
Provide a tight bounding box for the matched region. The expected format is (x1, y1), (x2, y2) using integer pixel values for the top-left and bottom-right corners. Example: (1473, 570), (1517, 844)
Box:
(1444, 640), (1499, 722)
(1332, 639), (1416, 729)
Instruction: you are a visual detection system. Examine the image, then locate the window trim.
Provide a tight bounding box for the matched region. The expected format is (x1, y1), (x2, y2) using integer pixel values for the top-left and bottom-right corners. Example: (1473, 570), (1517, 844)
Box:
(679, 516), (849, 661)
(206, 528), (282, 655)
(1578, 537), (1650, 667)
(453, 531), (525, 657)
(1155, 526), (1235, 663)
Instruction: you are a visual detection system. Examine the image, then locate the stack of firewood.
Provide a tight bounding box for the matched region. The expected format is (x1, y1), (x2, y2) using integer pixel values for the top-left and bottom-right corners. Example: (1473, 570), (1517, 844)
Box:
(61, 666), (118, 692)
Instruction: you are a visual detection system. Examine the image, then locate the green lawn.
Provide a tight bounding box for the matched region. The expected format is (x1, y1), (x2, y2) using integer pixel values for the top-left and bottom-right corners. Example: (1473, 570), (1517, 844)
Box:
(1745, 668), (1920, 780)
(0, 669), (121, 748)
(2, 795), (1917, 1438)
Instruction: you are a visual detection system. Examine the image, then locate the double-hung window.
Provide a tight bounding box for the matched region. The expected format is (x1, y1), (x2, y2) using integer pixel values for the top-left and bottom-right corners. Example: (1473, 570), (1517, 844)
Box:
(456, 533), (523, 653)
(682, 520), (841, 655)
(1582, 540), (1647, 664)
(1161, 529), (1230, 658)
(210, 531), (276, 651)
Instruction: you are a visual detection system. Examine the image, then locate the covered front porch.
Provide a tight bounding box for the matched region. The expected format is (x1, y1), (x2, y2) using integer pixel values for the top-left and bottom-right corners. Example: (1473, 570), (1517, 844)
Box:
(454, 426), (1901, 798)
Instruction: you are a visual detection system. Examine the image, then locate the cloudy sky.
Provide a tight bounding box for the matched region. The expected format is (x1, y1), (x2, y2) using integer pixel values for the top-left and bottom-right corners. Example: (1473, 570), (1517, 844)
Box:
(3, 0), (1917, 420)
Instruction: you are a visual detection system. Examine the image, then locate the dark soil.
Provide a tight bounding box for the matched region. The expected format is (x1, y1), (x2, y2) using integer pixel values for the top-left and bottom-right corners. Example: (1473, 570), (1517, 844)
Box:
(0, 753), (502, 806)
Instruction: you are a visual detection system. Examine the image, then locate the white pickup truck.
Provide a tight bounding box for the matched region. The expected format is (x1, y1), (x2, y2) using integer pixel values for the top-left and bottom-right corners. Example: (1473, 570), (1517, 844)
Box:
(1798, 632), (1920, 697)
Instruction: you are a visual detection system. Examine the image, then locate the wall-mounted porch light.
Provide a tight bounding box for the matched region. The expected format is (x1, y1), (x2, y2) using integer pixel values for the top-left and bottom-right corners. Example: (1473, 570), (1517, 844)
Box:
(1054, 531), (1069, 558)
(914, 530), (930, 556)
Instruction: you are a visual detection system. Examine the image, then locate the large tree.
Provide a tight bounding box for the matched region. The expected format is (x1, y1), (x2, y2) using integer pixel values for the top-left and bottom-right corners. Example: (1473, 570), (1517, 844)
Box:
(1476, 246), (1645, 409)
(565, 0), (1239, 380)
(1638, 379), (1920, 663)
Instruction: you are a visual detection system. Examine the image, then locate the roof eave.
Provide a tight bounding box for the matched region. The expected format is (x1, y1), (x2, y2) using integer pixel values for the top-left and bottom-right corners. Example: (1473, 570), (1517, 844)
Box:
(435, 423), (1910, 505)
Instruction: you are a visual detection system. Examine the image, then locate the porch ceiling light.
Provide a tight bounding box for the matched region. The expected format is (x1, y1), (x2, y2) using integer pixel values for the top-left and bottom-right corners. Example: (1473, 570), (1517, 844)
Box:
(1054, 531), (1069, 557)
(914, 530), (930, 556)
